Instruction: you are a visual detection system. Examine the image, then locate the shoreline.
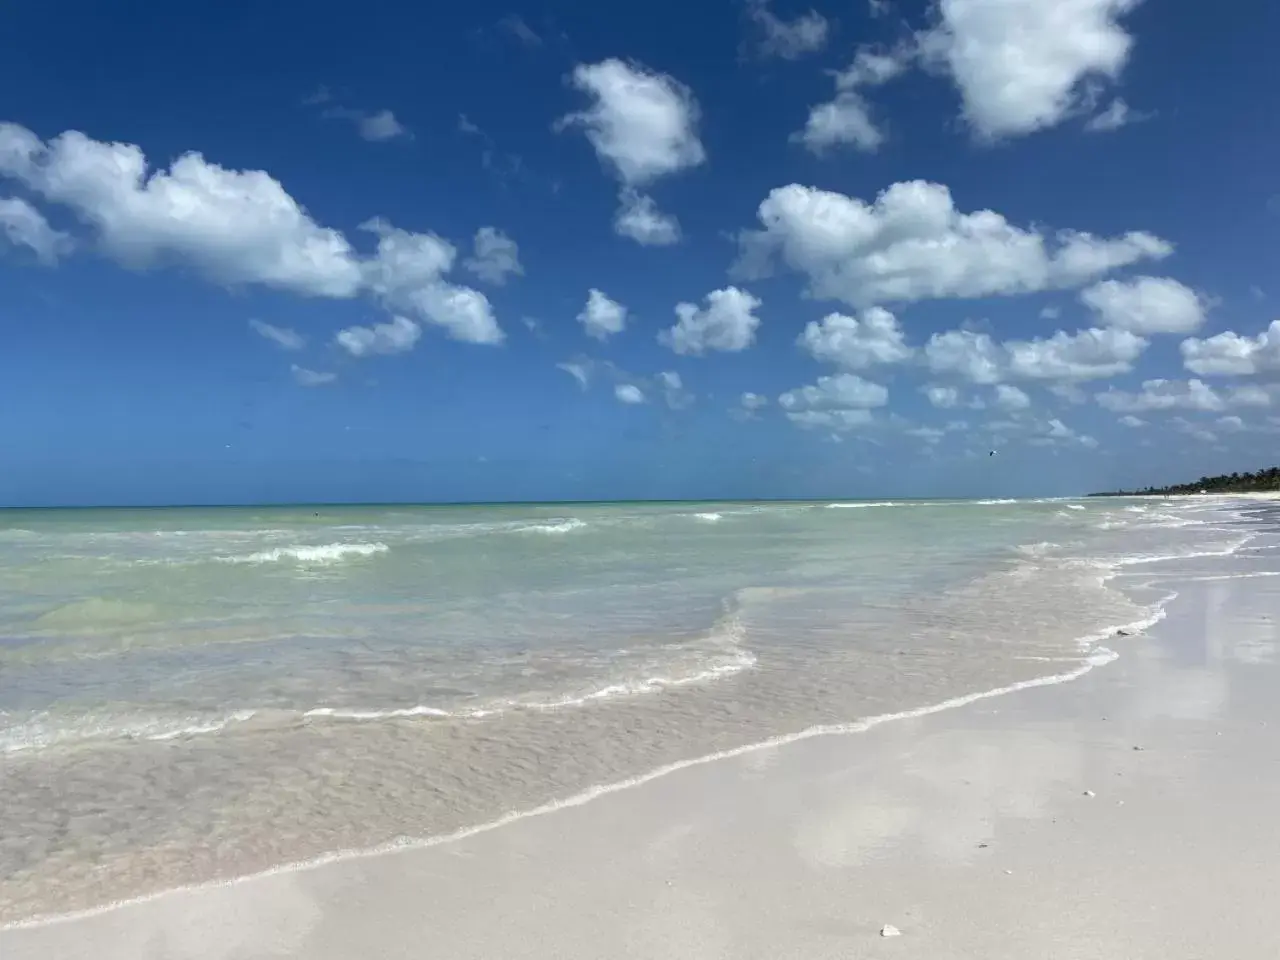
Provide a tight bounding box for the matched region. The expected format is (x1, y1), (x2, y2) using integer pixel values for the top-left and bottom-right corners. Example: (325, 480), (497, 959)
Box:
(1, 527), (1243, 935)
(6, 541), (1279, 957)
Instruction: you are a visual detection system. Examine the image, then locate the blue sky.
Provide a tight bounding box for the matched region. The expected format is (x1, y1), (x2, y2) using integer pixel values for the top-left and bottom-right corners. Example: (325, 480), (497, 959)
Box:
(2, 0), (1278, 505)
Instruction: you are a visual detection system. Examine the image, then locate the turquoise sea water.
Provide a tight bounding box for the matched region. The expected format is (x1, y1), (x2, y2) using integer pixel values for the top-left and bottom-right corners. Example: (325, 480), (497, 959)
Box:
(0, 496), (1257, 922)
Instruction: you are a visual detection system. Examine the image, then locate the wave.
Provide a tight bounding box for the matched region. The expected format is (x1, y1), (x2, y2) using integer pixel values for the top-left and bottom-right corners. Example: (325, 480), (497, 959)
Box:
(217, 542), (389, 565)
(694, 512), (723, 522)
(976, 498), (1017, 505)
(517, 519), (588, 535)
(1, 709), (258, 755)
(824, 501), (899, 509)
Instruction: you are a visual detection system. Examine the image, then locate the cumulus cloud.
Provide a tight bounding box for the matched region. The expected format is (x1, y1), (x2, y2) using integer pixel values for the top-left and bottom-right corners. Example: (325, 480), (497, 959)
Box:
(798, 307), (912, 369)
(0, 124), (507, 347)
(558, 59), (705, 186)
(323, 107), (409, 142)
(1181, 321), (1280, 377)
(994, 384), (1031, 410)
(917, 0), (1144, 141)
(1081, 276), (1205, 334)
(614, 188), (681, 245)
(249, 319), (305, 351)
(660, 286), (762, 355)
(578, 288), (628, 340)
(335, 315), (422, 357)
(793, 46), (913, 154)
(0, 195), (71, 263)
(462, 227), (523, 285)
(360, 218), (503, 344)
(779, 373), (888, 430)
(0, 123), (364, 297)
(1039, 418), (1098, 448)
(657, 370), (694, 409)
(924, 385), (961, 408)
(926, 327), (1146, 383)
(1096, 378), (1271, 413)
(746, 0), (829, 60)
(733, 180), (1170, 308)
(615, 383), (646, 404)
(1118, 414), (1145, 427)
(740, 391), (770, 413)
(291, 364), (336, 387)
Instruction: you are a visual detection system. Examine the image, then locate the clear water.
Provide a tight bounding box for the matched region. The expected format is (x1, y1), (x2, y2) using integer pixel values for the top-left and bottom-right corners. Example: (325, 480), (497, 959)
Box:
(0, 496), (1256, 923)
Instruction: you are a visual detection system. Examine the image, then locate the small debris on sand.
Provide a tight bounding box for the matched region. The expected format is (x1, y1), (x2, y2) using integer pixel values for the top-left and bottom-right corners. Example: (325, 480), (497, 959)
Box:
(1084, 790), (1096, 797)
(880, 925), (902, 938)
(1132, 745), (1144, 751)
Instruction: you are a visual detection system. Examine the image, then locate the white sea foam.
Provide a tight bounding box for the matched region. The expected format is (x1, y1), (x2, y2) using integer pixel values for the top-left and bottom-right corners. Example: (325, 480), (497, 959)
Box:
(824, 501), (898, 509)
(518, 519), (587, 535)
(694, 512), (723, 522)
(977, 498), (1017, 505)
(1, 709), (258, 754)
(219, 542), (389, 565)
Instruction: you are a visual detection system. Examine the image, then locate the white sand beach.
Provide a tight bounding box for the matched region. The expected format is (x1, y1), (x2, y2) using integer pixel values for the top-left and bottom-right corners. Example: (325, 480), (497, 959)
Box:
(6, 537), (1280, 959)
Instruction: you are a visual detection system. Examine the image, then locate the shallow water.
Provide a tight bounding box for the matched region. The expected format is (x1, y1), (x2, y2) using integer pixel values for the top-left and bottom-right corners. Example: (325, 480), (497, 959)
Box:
(0, 496), (1261, 922)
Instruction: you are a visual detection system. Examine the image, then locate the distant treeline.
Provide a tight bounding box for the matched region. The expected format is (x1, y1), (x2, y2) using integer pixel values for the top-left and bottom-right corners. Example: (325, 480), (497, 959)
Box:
(1091, 466), (1280, 496)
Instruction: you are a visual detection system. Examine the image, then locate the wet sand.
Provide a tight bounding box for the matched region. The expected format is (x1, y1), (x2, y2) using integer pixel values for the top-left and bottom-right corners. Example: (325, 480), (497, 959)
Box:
(5, 546), (1280, 959)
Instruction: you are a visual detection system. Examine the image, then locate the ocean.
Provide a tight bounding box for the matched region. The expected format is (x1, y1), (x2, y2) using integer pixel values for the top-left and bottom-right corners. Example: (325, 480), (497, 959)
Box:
(0, 496), (1259, 924)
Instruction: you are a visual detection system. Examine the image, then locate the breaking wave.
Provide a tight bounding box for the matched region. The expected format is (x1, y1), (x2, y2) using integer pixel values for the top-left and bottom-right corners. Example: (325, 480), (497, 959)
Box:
(218, 543), (390, 565)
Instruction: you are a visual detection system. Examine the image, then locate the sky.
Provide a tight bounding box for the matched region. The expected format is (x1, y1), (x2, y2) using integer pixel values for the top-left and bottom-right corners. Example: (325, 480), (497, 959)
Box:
(2, 0), (1278, 506)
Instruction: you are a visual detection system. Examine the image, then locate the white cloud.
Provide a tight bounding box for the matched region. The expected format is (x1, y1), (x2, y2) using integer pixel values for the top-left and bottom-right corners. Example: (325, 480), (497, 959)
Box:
(615, 383), (646, 404)
(614, 188), (681, 245)
(1171, 416), (1217, 443)
(1084, 98), (1148, 132)
(1040, 305), (1062, 320)
(557, 360), (592, 389)
(657, 370), (694, 409)
(740, 391), (770, 412)
(323, 107), (408, 142)
(926, 327), (1146, 383)
(557, 59), (705, 185)
(734, 180), (1170, 307)
(1096, 378), (1271, 414)
(746, 0), (829, 60)
(924, 385), (961, 408)
(908, 426), (946, 444)
(462, 227), (523, 285)
(578, 288), (628, 340)
(1217, 415), (1245, 433)
(1118, 414), (1145, 427)
(0, 195), (71, 263)
(793, 47), (913, 154)
(360, 217), (503, 345)
(1181, 321), (1280, 377)
(499, 14), (543, 47)
(0, 124), (364, 297)
(660, 286), (762, 355)
(1081, 276), (1205, 334)
(0, 124), (509, 348)
(994, 384), (1031, 410)
(291, 364), (336, 387)
(1049, 382), (1088, 404)
(249, 319), (305, 351)
(779, 373), (888, 430)
(1007, 327), (1146, 380)
(1228, 384), (1271, 407)
(335, 315), (422, 357)
(917, 0), (1143, 140)
(798, 307), (912, 369)
(1040, 418), (1098, 448)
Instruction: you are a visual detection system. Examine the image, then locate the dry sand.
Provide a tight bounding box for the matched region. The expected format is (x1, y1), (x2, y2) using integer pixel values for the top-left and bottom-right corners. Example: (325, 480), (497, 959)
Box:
(5, 553), (1280, 959)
